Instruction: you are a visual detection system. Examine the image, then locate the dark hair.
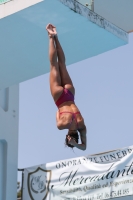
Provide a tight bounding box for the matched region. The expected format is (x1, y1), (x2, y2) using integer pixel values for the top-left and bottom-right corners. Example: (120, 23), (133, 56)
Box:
(65, 131), (79, 148)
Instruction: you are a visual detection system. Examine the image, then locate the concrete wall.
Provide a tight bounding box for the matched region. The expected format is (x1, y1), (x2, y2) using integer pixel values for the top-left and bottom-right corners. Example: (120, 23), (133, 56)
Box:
(0, 85), (19, 200)
(94, 0), (133, 32)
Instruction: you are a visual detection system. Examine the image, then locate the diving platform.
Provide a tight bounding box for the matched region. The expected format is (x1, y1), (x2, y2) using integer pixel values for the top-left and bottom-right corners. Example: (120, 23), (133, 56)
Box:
(0, 0), (128, 90)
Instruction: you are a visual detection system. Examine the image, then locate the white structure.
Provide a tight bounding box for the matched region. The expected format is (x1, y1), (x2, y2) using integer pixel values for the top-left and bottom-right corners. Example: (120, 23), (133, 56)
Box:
(0, 0), (43, 19)
(0, 86), (19, 200)
(0, 1), (43, 199)
(0, 0), (127, 90)
(94, 0), (133, 32)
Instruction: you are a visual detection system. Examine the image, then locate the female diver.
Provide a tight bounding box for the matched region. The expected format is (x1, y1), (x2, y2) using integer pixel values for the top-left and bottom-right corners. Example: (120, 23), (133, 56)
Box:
(46, 24), (87, 150)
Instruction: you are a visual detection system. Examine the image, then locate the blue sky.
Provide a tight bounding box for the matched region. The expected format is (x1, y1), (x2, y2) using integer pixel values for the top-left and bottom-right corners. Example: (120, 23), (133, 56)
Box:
(18, 33), (133, 182)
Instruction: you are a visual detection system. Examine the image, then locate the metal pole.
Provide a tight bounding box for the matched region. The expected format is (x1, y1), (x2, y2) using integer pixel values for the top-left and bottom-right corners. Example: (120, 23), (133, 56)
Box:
(91, 0), (94, 12)
(18, 169), (24, 200)
(21, 171), (24, 200)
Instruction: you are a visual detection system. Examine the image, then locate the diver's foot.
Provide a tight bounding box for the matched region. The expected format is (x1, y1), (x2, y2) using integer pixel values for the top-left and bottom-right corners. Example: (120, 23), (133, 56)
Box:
(47, 32), (53, 38)
(52, 25), (57, 36)
(46, 24), (57, 37)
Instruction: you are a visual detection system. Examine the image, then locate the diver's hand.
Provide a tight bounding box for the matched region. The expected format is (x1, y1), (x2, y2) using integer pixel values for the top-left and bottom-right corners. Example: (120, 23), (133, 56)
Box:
(67, 135), (76, 146)
(67, 135), (86, 151)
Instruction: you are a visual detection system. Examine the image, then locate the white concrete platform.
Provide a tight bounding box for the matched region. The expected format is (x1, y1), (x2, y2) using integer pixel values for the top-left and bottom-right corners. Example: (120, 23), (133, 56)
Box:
(0, 0), (127, 90)
(0, 0), (43, 19)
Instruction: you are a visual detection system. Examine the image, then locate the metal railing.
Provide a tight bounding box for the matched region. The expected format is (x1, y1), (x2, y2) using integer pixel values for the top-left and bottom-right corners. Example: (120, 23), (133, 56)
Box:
(85, 0), (94, 11)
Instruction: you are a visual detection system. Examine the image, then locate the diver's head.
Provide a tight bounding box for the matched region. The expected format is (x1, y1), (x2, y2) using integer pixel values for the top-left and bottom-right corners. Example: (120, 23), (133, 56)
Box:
(65, 130), (79, 148)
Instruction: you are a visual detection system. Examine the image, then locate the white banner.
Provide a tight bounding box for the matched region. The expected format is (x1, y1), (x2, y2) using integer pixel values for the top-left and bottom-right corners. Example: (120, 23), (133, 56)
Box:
(23, 145), (133, 200)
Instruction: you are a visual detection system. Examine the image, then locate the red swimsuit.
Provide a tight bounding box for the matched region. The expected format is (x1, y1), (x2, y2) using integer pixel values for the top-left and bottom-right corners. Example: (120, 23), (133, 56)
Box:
(55, 88), (74, 107)
(55, 88), (80, 128)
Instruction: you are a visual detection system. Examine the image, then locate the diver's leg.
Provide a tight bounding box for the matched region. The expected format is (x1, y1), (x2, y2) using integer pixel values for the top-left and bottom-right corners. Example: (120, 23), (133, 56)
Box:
(54, 36), (75, 95)
(48, 33), (63, 102)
